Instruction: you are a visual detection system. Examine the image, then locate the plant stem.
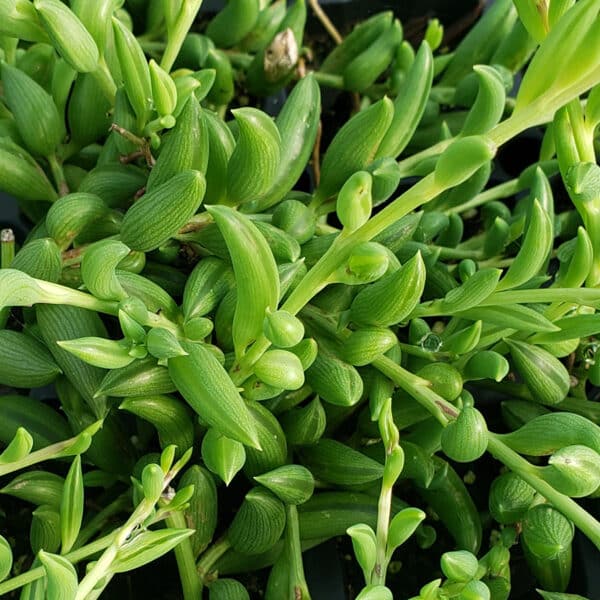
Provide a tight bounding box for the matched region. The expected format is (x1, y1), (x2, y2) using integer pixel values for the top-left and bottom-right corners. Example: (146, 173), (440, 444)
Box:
(372, 473), (393, 586)
(160, 1), (203, 73)
(487, 434), (600, 550)
(308, 0), (342, 44)
(482, 288), (600, 307)
(285, 505), (311, 599)
(447, 178), (520, 215)
(0, 533), (114, 595)
(373, 355), (455, 425)
(196, 536), (232, 584)
(47, 153), (69, 197)
(167, 511), (203, 600)
(0, 428), (96, 477)
(373, 355), (600, 550)
(313, 71), (345, 90)
(74, 492), (131, 550)
(75, 498), (155, 599)
(1, 228), (15, 269)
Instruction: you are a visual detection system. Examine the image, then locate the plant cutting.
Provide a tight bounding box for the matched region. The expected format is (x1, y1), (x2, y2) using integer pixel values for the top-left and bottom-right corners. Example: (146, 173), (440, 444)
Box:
(0, 0), (599, 598)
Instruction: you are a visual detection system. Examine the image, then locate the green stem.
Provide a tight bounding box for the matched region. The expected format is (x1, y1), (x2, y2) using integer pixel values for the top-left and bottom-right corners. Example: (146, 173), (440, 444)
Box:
(75, 498), (155, 599)
(482, 288), (600, 307)
(285, 505), (311, 599)
(372, 471), (393, 586)
(375, 358), (600, 550)
(434, 246), (483, 261)
(447, 178), (520, 215)
(372, 355), (455, 425)
(196, 536), (232, 583)
(167, 511), (203, 600)
(230, 72), (600, 386)
(47, 153), (69, 197)
(487, 434), (600, 550)
(566, 100), (596, 163)
(1, 228), (15, 269)
(73, 492), (131, 550)
(0, 533), (114, 595)
(29, 279), (181, 335)
(160, 1), (203, 73)
(397, 138), (452, 177)
(313, 71), (345, 90)
(0, 430), (94, 477)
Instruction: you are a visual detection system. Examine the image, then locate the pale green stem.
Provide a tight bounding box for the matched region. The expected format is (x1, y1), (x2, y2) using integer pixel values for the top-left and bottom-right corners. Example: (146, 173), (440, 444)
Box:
(29, 279), (181, 335)
(482, 288), (600, 307)
(0, 229), (14, 328)
(434, 246), (483, 261)
(0, 533), (114, 595)
(2, 37), (18, 64)
(47, 153), (69, 197)
(372, 355), (454, 425)
(372, 356), (600, 550)
(286, 505), (311, 599)
(231, 69), (600, 385)
(1, 228), (15, 269)
(447, 178), (520, 215)
(413, 288), (600, 319)
(160, 1), (203, 73)
(397, 139), (452, 177)
(0, 431), (92, 477)
(580, 203), (600, 287)
(167, 511), (203, 600)
(372, 474), (393, 586)
(73, 492), (131, 550)
(566, 100), (596, 163)
(313, 71), (345, 90)
(196, 536), (231, 584)
(75, 464), (182, 599)
(75, 498), (155, 599)
(487, 434), (600, 550)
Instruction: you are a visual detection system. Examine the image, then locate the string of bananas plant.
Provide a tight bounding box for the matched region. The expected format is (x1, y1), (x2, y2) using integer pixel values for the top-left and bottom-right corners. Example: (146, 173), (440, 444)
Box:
(0, 0), (599, 598)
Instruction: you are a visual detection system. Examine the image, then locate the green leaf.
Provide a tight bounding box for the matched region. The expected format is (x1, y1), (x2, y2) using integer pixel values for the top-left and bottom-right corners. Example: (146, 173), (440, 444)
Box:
(31, 505), (61, 555)
(0, 269), (47, 311)
(226, 108), (281, 205)
(355, 585), (394, 600)
(497, 200), (553, 291)
(81, 239), (130, 301)
(456, 305), (558, 332)
(537, 591), (591, 600)
(440, 550), (479, 582)
(0, 535), (12, 582)
(141, 463), (164, 502)
(531, 313), (600, 344)
(0, 427), (33, 464)
(60, 455), (84, 554)
(497, 412), (600, 456)
(201, 428), (246, 485)
(505, 339), (571, 405)
(38, 551), (78, 600)
(522, 505), (574, 560)
(207, 206), (279, 358)
(57, 337), (135, 370)
(440, 268), (501, 313)
(347, 523), (377, 585)
(254, 464), (315, 505)
(113, 528), (194, 572)
(387, 507), (426, 554)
